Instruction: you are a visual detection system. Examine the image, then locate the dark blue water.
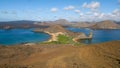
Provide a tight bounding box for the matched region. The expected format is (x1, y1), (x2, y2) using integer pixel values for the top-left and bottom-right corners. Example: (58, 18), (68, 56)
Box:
(66, 27), (120, 44)
(0, 29), (50, 45)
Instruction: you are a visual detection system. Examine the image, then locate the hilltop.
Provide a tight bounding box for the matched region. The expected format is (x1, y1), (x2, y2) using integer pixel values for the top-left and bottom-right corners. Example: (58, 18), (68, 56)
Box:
(0, 41), (119, 68)
(34, 19), (73, 26)
(70, 22), (94, 28)
(90, 20), (120, 29)
(52, 19), (72, 26)
(44, 24), (68, 33)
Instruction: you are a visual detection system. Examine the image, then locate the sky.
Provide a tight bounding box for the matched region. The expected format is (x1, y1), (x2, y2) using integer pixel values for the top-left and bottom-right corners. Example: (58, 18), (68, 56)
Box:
(0, 0), (120, 22)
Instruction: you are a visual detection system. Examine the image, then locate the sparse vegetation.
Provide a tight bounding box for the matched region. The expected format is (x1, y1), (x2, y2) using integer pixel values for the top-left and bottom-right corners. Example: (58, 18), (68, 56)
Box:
(40, 34), (83, 46)
(57, 34), (74, 44)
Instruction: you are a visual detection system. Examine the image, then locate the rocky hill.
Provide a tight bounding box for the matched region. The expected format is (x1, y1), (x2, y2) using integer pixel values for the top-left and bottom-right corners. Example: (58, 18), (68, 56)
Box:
(33, 19), (73, 27)
(71, 22), (95, 28)
(40, 19), (94, 28)
(53, 19), (72, 25)
(0, 41), (120, 68)
(45, 24), (68, 33)
(90, 20), (120, 29)
(33, 25), (89, 39)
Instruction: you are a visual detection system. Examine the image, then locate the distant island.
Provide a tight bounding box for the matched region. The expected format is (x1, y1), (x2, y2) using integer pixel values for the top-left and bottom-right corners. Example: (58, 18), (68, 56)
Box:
(34, 19), (120, 29)
(90, 20), (120, 29)
(0, 19), (120, 30)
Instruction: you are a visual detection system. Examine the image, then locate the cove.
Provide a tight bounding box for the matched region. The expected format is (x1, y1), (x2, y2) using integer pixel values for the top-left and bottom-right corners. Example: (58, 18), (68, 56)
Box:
(66, 27), (120, 44)
(0, 29), (50, 45)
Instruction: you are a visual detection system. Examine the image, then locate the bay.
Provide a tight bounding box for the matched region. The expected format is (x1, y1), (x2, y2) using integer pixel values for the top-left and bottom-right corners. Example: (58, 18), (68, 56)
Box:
(66, 27), (120, 44)
(0, 29), (50, 45)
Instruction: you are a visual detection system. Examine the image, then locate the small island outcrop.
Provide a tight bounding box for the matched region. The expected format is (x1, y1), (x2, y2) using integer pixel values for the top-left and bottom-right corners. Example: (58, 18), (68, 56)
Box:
(33, 25), (92, 42)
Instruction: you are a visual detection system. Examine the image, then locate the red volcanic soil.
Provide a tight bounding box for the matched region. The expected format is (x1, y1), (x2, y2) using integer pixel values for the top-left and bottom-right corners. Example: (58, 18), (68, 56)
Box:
(0, 41), (120, 68)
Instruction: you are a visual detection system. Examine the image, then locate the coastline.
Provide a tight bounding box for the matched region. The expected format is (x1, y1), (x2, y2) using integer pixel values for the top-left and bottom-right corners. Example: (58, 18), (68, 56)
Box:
(33, 25), (93, 43)
(1, 25), (120, 45)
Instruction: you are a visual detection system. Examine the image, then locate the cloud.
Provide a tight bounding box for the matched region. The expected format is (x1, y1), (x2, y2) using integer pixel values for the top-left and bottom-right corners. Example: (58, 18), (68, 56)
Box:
(112, 9), (120, 16)
(93, 12), (100, 17)
(75, 8), (119, 21)
(98, 13), (105, 18)
(64, 5), (75, 10)
(78, 9), (120, 22)
(74, 10), (80, 13)
(51, 8), (58, 12)
(79, 13), (84, 17)
(82, 2), (100, 10)
(86, 12), (92, 15)
(94, 10), (120, 21)
(82, 3), (87, 8)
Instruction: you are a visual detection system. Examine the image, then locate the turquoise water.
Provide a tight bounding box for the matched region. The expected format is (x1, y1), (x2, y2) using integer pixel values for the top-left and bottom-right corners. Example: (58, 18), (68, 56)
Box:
(0, 28), (120, 45)
(0, 29), (50, 45)
(66, 27), (120, 44)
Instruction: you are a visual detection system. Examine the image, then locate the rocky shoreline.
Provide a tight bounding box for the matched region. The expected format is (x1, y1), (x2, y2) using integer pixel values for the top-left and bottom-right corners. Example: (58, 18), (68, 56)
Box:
(33, 25), (92, 43)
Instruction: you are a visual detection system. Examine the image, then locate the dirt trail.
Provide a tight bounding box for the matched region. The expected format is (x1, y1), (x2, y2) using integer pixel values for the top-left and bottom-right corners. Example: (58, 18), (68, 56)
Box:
(0, 41), (120, 68)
